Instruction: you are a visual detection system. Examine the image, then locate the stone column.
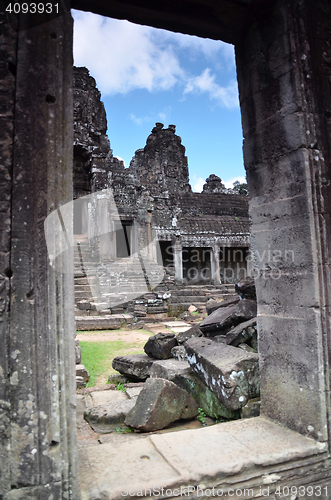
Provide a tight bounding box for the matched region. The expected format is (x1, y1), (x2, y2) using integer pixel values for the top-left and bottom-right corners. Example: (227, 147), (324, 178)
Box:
(98, 194), (110, 259)
(211, 246), (221, 285)
(0, 10), (79, 498)
(174, 241), (183, 282)
(236, 0), (331, 443)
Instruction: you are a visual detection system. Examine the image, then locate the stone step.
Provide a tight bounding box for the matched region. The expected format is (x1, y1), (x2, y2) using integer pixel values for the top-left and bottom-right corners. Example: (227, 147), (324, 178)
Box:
(75, 291), (93, 300)
(74, 284), (92, 292)
(170, 295), (209, 304)
(146, 306), (168, 314)
(76, 314), (134, 331)
(75, 277), (90, 285)
(168, 302), (207, 312)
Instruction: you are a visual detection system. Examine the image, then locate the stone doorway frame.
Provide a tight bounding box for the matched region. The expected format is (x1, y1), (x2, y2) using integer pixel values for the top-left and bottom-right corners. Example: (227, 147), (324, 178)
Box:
(1, 0), (331, 497)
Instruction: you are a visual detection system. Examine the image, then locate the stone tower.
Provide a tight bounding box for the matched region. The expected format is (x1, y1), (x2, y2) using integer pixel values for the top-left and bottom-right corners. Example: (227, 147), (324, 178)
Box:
(129, 123), (192, 195)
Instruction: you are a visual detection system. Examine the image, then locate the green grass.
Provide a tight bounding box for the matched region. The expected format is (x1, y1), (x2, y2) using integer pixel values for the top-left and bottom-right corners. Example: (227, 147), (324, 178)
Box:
(80, 340), (145, 387)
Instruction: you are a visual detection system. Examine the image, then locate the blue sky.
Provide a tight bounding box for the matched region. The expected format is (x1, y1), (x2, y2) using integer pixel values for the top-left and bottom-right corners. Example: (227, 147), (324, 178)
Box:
(72, 10), (246, 192)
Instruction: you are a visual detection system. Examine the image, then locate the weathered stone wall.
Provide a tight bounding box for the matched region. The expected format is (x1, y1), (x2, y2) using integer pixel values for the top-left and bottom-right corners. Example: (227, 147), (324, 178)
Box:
(236, 0), (331, 442)
(3, 0), (331, 496)
(0, 11), (79, 499)
(74, 66), (112, 197)
(0, 9), (17, 495)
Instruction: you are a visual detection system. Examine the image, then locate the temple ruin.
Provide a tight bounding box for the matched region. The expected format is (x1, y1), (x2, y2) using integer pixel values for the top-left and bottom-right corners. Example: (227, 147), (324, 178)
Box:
(73, 66), (250, 304)
(1, 0), (331, 498)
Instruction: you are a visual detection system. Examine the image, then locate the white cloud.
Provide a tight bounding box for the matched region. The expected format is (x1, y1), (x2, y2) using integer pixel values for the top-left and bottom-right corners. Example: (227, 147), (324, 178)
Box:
(192, 175), (205, 192)
(130, 106), (172, 127)
(184, 69), (238, 108)
(72, 11), (238, 108)
(223, 176), (246, 189)
(130, 114), (149, 126)
(156, 30), (235, 67)
(73, 11), (184, 95)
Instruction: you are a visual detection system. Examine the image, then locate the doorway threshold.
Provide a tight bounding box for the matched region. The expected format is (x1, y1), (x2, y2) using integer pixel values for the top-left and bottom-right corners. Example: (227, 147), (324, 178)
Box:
(78, 416), (329, 499)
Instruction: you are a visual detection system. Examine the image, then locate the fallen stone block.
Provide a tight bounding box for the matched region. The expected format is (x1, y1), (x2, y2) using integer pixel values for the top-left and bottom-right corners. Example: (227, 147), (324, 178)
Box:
(199, 299), (257, 337)
(172, 372), (241, 421)
(199, 303), (238, 335)
(226, 318), (257, 347)
(171, 345), (187, 360)
(206, 296), (240, 315)
(150, 359), (191, 379)
(108, 373), (130, 385)
(125, 386), (144, 399)
(84, 399), (137, 433)
(188, 305), (197, 313)
(176, 323), (203, 345)
(76, 364), (90, 383)
(125, 378), (198, 431)
(235, 277), (256, 301)
(144, 332), (178, 359)
(76, 315), (123, 331)
(185, 337), (260, 410)
(112, 354), (155, 380)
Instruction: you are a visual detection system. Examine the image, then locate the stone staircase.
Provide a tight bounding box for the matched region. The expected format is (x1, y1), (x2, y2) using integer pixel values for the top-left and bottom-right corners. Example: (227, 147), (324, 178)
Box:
(160, 284), (236, 315)
(74, 241), (238, 321)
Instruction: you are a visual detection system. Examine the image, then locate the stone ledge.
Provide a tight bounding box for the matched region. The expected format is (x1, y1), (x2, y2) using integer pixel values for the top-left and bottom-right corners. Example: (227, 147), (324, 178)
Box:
(75, 314), (134, 330)
(79, 416), (330, 500)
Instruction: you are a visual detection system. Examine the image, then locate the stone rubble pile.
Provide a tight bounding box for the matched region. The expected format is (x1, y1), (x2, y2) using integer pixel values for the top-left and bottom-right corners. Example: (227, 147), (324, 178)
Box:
(83, 277), (260, 432)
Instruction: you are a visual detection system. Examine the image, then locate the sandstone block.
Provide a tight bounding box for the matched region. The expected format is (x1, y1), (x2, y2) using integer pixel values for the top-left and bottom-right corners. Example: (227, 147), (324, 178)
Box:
(206, 296), (240, 315)
(76, 364), (90, 383)
(77, 300), (91, 310)
(171, 345), (187, 361)
(150, 359), (191, 379)
(108, 374), (130, 385)
(199, 299), (257, 336)
(185, 337), (260, 410)
(76, 315), (123, 331)
(144, 332), (178, 359)
(176, 323), (203, 345)
(172, 372), (241, 421)
(112, 354), (155, 380)
(84, 399), (136, 432)
(226, 318), (257, 347)
(125, 378), (198, 431)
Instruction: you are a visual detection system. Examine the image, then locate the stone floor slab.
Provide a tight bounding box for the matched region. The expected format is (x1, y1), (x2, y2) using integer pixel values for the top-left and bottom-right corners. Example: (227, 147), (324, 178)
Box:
(90, 390), (127, 406)
(150, 417), (327, 481)
(79, 416), (328, 500)
(79, 438), (180, 500)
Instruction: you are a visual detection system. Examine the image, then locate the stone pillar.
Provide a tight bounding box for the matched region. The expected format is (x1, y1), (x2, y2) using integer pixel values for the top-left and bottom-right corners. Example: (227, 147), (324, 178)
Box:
(0, 10), (17, 496)
(211, 246), (221, 285)
(174, 241), (183, 282)
(236, 0), (331, 443)
(98, 195), (110, 259)
(0, 10), (79, 498)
